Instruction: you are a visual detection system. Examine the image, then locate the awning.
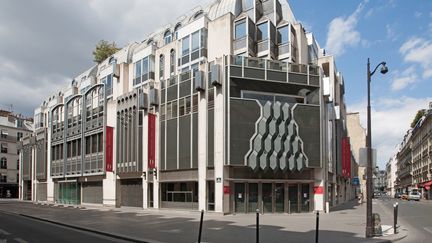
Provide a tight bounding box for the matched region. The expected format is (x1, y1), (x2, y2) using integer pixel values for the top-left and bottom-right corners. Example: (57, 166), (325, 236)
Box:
(421, 180), (432, 190)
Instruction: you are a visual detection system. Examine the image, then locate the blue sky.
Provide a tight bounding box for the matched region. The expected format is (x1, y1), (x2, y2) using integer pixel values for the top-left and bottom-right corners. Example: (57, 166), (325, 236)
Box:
(290, 0), (432, 168)
(1, 0), (431, 169)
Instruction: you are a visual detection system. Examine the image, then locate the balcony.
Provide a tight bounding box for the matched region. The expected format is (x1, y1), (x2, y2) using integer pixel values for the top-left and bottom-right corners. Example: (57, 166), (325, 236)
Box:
(228, 55), (320, 86)
(233, 36), (256, 56)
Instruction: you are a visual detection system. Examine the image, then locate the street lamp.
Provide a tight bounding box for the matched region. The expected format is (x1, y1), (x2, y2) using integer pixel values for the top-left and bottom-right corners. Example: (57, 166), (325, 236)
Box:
(366, 58), (388, 237)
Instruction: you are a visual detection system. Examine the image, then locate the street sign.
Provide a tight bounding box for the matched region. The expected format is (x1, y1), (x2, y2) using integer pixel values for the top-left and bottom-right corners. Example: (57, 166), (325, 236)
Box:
(353, 177), (360, 186)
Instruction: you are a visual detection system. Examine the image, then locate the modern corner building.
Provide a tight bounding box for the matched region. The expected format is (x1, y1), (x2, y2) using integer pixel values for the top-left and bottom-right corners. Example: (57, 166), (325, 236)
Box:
(0, 110), (32, 198)
(19, 0), (358, 213)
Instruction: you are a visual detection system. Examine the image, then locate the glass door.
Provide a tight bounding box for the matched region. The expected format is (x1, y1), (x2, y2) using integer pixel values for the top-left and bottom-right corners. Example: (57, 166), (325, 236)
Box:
(275, 183), (284, 213)
(207, 181), (215, 211)
(148, 182), (154, 208)
(288, 184), (299, 213)
(234, 183), (245, 213)
(248, 183), (258, 213)
(262, 183), (273, 213)
(301, 184), (310, 212)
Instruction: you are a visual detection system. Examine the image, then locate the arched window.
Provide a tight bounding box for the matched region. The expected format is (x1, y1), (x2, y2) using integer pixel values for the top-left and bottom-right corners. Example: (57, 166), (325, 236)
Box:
(193, 10), (204, 20)
(164, 30), (172, 45)
(0, 157), (6, 169)
(159, 54), (165, 79)
(170, 49), (176, 74)
(174, 23), (182, 40)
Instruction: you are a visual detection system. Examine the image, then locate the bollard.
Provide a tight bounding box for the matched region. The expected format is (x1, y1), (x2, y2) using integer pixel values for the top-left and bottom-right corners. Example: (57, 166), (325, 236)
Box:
(198, 210), (204, 243)
(393, 202), (398, 234)
(256, 209), (260, 243)
(315, 210), (319, 243)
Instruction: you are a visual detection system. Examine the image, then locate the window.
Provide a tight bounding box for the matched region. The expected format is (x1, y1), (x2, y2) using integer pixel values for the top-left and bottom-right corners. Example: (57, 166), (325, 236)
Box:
(98, 133), (103, 152)
(277, 25), (289, 44)
(92, 134), (98, 154)
(143, 57), (149, 79)
(235, 19), (246, 39)
(191, 31), (200, 52)
(1, 143), (7, 154)
(102, 74), (113, 96)
(170, 49), (176, 74)
(0, 175), (6, 183)
(17, 119), (23, 128)
(243, 0), (254, 10)
(0, 130), (7, 139)
(17, 159), (19, 170)
(85, 136), (91, 155)
(159, 54), (165, 79)
(164, 30), (172, 45)
(257, 22), (268, 41)
(182, 36), (190, 56)
(134, 60), (142, 85)
(0, 157), (6, 169)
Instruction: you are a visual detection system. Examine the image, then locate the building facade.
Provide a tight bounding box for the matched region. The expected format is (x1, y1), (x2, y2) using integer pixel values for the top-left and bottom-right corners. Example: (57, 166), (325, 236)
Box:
(19, 0), (356, 213)
(0, 110), (32, 198)
(386, 154), (397, 197)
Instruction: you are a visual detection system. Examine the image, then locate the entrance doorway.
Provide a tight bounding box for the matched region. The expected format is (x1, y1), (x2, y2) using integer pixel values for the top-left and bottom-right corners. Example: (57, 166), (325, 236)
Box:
(234, 183), (245, 213)
(148, 182), (154, 208)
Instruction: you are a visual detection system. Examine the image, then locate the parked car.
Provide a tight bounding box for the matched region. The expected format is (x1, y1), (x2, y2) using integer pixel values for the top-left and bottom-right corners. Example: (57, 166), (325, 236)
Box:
(394, 192), (402, 199)
(408, 191), (421, 201)
(401, 194), (409, 200)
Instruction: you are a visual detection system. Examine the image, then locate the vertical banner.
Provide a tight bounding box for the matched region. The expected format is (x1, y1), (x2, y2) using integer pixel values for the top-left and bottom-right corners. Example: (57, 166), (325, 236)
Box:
(105, 126), (114, 172)
(341, 137), (351, 179)
(148, 113), (156, 169)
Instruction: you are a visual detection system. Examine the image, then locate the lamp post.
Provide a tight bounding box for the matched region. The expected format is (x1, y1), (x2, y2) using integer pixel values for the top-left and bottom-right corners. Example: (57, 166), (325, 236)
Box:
(366, 58), (388, 237)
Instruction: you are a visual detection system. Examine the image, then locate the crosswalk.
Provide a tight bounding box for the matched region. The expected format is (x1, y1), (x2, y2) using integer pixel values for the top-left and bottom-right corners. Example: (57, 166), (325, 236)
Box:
(0, 228), (28, 243)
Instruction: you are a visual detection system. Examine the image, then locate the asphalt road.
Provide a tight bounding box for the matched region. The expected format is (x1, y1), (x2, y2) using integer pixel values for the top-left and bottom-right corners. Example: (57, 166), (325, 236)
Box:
(377, 196), (432, 243)
(0, 210), (131, 243)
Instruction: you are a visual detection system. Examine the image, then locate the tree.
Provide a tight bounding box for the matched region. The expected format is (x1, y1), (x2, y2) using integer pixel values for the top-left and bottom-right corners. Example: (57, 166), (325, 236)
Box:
(410, 109), (426, 128)
(92, 40), (121, 64)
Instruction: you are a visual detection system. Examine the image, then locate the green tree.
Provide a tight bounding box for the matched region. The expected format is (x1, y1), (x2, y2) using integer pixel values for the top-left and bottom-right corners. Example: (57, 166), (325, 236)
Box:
(410, 109), (426, 128)
(92, 40), (120, 64)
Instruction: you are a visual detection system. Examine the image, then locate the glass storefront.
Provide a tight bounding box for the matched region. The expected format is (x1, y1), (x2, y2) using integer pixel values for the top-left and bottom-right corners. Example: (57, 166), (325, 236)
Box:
(233, 182), (311, 214)
(55, 181), (80, 205)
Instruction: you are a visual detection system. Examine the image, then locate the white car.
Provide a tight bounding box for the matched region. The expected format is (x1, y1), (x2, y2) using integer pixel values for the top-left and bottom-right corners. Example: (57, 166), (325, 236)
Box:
(408, 191), (421, 201)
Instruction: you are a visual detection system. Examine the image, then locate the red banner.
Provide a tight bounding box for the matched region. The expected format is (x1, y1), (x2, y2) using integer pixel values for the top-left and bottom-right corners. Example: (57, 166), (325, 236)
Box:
(314, 186), (324, 194)
(148, 113), (156, 169)
(105, 126), (113, 172)
(342, 137), (351, 179)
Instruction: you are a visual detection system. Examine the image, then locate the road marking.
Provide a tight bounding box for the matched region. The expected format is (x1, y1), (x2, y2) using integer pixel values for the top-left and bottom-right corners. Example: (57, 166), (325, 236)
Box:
(424, 227), (432, 235)
(14, 238), (29, 243)
(0, 229), (10, 235)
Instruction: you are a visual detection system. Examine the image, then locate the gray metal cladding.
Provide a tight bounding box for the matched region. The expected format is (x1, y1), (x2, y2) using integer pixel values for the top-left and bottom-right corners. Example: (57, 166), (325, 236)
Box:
(35, 138), (47, 180)
(208, 109), (214, 167)
(167, 85), (178, 102)
(179, 116), (191, 169)
(120, 179), (143, 207)
(229, 99), (261, 165)
(192, 113), (198, 168)
(22, 145), (32, 180)
(160, 122), (165, 170)
(166, 119), (177, 170)
(245, 102), (319, 172)
(36, 183), (47, 201)
(292, 105), (321, 168)
(180, 80), (192, 97)
(81, 181), (103, 204)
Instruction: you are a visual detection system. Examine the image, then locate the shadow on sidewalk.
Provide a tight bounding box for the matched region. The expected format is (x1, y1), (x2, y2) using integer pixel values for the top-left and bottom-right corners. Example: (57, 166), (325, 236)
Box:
(330, 199), (362, 212)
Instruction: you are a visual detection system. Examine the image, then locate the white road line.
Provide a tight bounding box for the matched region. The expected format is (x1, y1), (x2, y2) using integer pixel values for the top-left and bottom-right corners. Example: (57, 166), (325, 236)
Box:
(0, 229), (10, 235)
(14, 238), (29, 243)
(424, 227), (432, 235)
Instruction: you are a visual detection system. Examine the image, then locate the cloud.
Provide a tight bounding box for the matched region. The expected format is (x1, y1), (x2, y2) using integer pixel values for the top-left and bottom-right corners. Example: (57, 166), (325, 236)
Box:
(399, 37), (432, 79)
(325, 0), (367, 56)
(386, 24), (398, 41)
(348, 96), (432, 168)
(0, 0), (208, 116)
(390, 66), (418, 91)
(414, 11), (423, 18)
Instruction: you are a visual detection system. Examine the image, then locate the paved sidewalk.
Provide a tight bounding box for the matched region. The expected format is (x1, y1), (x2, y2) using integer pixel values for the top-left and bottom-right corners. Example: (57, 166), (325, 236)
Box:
(0, 200), (407, 243)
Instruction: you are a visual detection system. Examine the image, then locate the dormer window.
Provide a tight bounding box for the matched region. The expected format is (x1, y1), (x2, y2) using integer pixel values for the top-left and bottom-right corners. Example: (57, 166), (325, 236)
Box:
(164, 30), (172, 45)
(277, 25), (289, 45)
(174, 23), (182, 40)
(193, 10), (204, 20)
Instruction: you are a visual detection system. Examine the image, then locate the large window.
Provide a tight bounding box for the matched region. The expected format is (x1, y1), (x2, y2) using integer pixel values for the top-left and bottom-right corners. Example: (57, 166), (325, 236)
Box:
(182, 36), (190, 56)
(1, 143), (7, 154)
(235, 19), (246, 39)
(0, 130), (7, 139)
(134, 56), (155, 86)
(257, 22), (268, 41)
(102, 74), (113, 96)
(191, 31), (200, 52)
(0, 157), (6, 169)
(277, 25), (289, 44)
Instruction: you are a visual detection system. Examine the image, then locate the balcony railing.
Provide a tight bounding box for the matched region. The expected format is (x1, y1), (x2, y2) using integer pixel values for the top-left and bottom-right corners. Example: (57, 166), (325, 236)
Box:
(228, 55), (320, 86)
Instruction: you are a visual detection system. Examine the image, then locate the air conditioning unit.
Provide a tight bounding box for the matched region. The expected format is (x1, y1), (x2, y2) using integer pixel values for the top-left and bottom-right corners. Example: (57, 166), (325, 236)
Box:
(139, 90), (149, 110)
(149, 87), (159, 106)
(194, 71), (205, 92)
(210, 64), (222, 87)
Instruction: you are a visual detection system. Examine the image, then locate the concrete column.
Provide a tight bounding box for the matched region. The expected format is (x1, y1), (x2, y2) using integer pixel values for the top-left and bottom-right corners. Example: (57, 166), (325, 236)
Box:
(153, 111), (160, 209)
(198, 91), (207, 211)
(31, 147), (36, 201)
(47, 127), (54, 202)
(18, 149), (23, 200)
(314, 168), (324, 211)
(103, 101), (116, 206)
(214, 88), (224, 213)
(103, 172), (116, 206)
